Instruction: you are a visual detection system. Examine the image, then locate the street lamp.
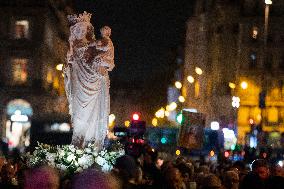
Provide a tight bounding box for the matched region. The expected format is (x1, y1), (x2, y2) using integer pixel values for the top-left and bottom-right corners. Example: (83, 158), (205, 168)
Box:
(210, 121), (220, 130)
(240, 81), (248, 89)
(56, 64), (63, 71)
(175, 81), (182, 89)
(265, 0), (272, 5)
(259, 0), (272, 129)
(229, 82), (236, 89)
(178, 96), (185, 103)
(187, 75), (194, 83)
(264, 0), (272, 48)
(232, 96), (240, 108)
(195, 67), (203, 75)
(168, 102), (177, 111)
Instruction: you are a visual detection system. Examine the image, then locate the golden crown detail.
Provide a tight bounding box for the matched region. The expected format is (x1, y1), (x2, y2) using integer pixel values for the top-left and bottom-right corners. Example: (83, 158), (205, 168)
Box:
(67, 11), (92, 24)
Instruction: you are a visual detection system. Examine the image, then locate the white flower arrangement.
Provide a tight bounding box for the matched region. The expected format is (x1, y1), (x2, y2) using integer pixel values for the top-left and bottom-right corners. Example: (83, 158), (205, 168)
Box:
(25, 142), (125, 176)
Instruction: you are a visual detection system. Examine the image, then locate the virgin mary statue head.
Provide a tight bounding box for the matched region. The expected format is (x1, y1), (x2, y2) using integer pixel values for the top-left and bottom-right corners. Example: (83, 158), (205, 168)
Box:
(67, 11), (95, 42)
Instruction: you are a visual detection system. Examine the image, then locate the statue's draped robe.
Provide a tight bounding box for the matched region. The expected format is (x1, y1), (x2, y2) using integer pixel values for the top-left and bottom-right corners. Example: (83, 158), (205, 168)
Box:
(64, 45), (110, 149)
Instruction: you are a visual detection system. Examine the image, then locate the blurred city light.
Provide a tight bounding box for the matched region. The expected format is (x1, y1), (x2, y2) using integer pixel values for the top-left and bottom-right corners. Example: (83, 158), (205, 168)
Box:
(222, 128), (235, 138)
(108, 114), (116, 126)
(166, 105), (170, 111)
(175, 81), (182, 89)
(56, 63), (63, 71)
(183, 108), (197, 113)
(252, 27), (258, 39)
(187, 75), (194, 83)
(240, 81), (248, 89)
(210, 121), (220, 130)
(265, 0), (272, 5)
(249, 118), (254, 125)
(152, 118), (158, 127)
(132, 113), (140, 120)
(165, 111), (170, 117)
(124, 120), (130, 127)
(232, 96), (240, 108)
(249, 136), (257, 148)
(161, 137), (167, 144)
(11, 110), (28, 122)
(178, 96), (185, 103)
(155, 108), (165, 118)
(168, 102), (177, 111)
(176, 149), (181, 156)
(224, 151), (230, 158)
(229, 82), (236, 89)
(195, 67), (203, 75)
(176, 113), (183, 124)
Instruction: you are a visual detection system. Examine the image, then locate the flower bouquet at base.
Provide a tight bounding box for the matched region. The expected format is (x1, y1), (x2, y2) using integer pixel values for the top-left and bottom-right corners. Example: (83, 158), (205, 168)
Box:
(25, 141), (125, 177)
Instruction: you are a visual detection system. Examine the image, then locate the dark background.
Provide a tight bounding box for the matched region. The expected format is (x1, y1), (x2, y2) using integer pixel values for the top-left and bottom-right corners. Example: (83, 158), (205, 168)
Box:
(73, 0), (195, 112)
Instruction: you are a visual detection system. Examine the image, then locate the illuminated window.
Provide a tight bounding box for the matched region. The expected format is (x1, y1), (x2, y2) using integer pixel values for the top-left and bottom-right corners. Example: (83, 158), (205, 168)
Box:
(195, 81), (200, 98)
(238, 107), (250, 125)
(12, 58), (28, 84)
(46, 68), (53, 83)
(267, 107), (278, 123)
(14, 20), (29, 39)
(252, 26), (258, 40)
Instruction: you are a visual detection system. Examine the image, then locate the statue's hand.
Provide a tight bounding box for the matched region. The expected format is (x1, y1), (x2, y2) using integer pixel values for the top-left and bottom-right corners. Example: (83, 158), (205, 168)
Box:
(97, 66), (107, 76)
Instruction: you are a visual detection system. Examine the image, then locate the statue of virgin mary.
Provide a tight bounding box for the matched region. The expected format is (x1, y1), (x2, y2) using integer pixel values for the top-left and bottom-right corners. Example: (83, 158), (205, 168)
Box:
(64, 12), (114, 149)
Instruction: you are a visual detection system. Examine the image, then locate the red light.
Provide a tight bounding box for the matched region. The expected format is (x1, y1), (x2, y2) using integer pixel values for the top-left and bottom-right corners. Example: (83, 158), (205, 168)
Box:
(132, 113), (140, 121)
(224, 151), (230, 158)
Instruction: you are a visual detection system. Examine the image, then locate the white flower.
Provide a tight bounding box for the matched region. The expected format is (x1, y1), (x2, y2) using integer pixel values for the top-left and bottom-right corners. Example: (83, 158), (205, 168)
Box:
(58, 164), (67, 171)
(92, 151), (98, 157)
(66, 154), (76, 163)
(69, 145), (76, 153)
(46, 152), (56, 164)
(95, 156), (107, 166)
(76, 167), (83, 172)
(85, 148), (92, 153)
(118, 150), (125, 156)
(58, 149), (65, 158)
(76, 149), (83, 155)
(100, 150), (107, 156)
(74, 161), (79, 167)
(102, 163), (112, 172)
(87, 143), (93, 148)
(109, 152), (116, 156)
(78, 154), (94, 167)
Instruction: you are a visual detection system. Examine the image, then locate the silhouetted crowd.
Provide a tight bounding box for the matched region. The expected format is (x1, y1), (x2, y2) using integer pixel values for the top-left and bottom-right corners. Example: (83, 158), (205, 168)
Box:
(1, 144), (284, 189)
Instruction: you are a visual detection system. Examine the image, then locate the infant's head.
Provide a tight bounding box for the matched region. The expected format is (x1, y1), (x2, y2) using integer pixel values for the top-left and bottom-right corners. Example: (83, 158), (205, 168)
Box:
(100, 26), (111, 37)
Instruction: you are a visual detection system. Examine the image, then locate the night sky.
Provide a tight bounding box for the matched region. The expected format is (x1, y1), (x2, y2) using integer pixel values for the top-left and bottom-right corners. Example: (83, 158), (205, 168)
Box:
(73, 0), (195, 112)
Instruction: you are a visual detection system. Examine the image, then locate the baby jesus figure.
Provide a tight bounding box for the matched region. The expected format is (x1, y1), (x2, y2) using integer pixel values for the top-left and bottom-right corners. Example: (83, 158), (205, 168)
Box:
(89, 26), (114, 76)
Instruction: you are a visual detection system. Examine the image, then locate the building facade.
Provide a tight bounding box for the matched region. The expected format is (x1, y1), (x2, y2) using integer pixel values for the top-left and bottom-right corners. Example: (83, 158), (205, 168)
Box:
(183, 0), (284, 145)
(0, 0), (72, 148)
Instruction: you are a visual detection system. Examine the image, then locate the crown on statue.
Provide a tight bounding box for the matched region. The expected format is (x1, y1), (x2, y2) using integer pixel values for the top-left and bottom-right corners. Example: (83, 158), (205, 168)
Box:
(67, 11), (92, 25)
